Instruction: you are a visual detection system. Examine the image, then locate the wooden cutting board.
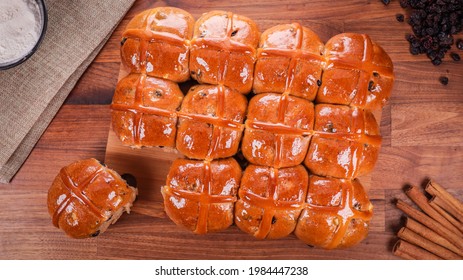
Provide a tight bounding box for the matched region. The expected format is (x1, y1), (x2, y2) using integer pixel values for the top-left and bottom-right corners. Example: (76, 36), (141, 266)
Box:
(103, 33), (383, 259)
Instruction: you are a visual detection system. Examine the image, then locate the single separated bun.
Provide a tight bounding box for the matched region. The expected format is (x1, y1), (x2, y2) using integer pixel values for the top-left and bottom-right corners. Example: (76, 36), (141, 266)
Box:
(47, 159), (137, 238)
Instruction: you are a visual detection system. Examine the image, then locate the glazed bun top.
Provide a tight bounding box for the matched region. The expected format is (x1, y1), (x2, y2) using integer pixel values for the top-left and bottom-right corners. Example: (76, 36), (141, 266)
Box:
(318, 33), (394, 110)
(259, 23), (324, 53)
(125, 7), (195, 39)
(189, 10), (260, 94)
(194, 10), (260, 48)
(47, 159), (137, 239)
(121, 7), (195, 82)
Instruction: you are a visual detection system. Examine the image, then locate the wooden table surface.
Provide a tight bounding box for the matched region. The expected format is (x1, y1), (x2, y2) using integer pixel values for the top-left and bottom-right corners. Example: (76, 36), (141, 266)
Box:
(1, 0), (462, 260)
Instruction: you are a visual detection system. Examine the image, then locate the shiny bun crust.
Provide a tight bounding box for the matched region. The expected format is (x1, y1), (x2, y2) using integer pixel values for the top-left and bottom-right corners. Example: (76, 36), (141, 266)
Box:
(241, 93), (314, 168)
(253, 23), (324, 100)
(176, 84), (247, 160)
(189, 11), (260, 94)
(161, 158), (241, 234)
(235, 165), (309, 239)
(111, 73), (184, 148)
(120, 7), (195, 82)
(304, 104), (381, 179)
(294, 176), (373, 249)
(47, 159), (137, 238)
(316, 33), (394, 110)
(235, 168), (373, 248)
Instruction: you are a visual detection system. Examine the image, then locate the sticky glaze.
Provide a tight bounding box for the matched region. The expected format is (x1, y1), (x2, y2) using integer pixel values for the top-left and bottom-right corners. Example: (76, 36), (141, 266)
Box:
(162, 158), (241, 234)
(253, 23), (324, 100)
(243, 91), (381, 176)
(317, 33), (394, 110)
(120, 7), (194, 82)
(235, 165), (309, 239)
(304, 104), (382, 179)
(48, 158), (137, 239)
(189, 11), (259, 94)
(295, 176), (373, 249)
(52, 167), (106, 227)
(111, 73), (183, 148)
(176, 84), (247, 160)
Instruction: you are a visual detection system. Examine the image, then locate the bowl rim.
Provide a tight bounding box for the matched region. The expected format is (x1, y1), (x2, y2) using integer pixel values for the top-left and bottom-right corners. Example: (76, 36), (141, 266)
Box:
(0, 0), (48, 70)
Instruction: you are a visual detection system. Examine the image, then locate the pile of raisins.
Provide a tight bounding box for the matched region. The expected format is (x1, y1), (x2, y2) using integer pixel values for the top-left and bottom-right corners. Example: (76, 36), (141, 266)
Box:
(382, 0), (462, 84)
(402, 0), (462, 65)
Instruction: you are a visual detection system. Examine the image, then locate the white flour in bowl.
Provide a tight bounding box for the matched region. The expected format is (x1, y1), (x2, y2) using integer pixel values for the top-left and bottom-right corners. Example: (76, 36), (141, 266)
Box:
(0, 0), (42, 64)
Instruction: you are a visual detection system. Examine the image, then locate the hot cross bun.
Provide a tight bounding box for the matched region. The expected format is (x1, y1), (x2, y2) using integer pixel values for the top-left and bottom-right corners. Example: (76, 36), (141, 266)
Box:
(294, 176), (373, 249)
(316, 33), (394, 110)
(253, 23), (324, 100)
(111, 73), (184, 148)
(47, 159), (137, 238)
(176, 84), (247, 160)
(241, 93), (314, 168)
(161, 158), (241, 234)
(189, 11), (260, 94)
(120, 7), (195, 82)
(304, 104), (381, 179)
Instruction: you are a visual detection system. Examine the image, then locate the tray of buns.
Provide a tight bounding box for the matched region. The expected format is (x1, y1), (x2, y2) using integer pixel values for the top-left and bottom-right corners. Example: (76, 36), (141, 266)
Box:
(103, 7), (393, 250)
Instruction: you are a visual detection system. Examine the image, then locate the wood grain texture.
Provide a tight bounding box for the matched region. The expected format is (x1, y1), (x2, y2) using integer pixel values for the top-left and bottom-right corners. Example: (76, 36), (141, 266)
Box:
(0, 105), (109, 259)
(392, 103), (462, 146)
(1, 0), (462, 260)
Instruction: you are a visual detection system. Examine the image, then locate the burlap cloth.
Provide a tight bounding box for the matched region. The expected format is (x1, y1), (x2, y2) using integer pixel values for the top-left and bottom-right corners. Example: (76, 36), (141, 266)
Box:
(0, 0), (136, 183)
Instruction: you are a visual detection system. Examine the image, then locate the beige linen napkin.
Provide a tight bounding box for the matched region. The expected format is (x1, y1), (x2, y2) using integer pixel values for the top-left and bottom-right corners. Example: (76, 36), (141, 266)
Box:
(0, 0), (135, 183)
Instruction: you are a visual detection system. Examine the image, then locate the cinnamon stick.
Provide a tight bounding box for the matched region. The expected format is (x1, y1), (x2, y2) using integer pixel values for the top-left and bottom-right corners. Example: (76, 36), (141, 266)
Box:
(393, 239), (441, 260)
(428, 197), (463, 234)
(425, 181), (463, 216)
(404, 186), (463, 237)
(392, 242), (416, 260)
(396, 200), (463, 251)
(432, 195), (463, 223)
(398, 227), (461, 260)
(405, 217), (463, 257)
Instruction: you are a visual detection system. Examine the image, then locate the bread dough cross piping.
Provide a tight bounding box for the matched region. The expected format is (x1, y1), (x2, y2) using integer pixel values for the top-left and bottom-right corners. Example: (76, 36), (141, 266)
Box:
(53, 168), (107, 227)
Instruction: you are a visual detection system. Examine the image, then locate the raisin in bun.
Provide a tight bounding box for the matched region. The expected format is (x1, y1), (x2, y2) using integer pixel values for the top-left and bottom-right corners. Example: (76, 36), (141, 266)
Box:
(189, 11), (260, 94)
(253, 23), (324, 100)
(111, 73), (184, 148)
(162, 158), (241, 234)
(47, 159), (137, 238)
(120, 7), (195, 82)
(304, 104), (381, 179)
(317, 33), (394, 110)
(294, 176), (373, 249)
(176, 85), (247, 160)
(241, 93), (314, 168)
(235, 164), (308, 239)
